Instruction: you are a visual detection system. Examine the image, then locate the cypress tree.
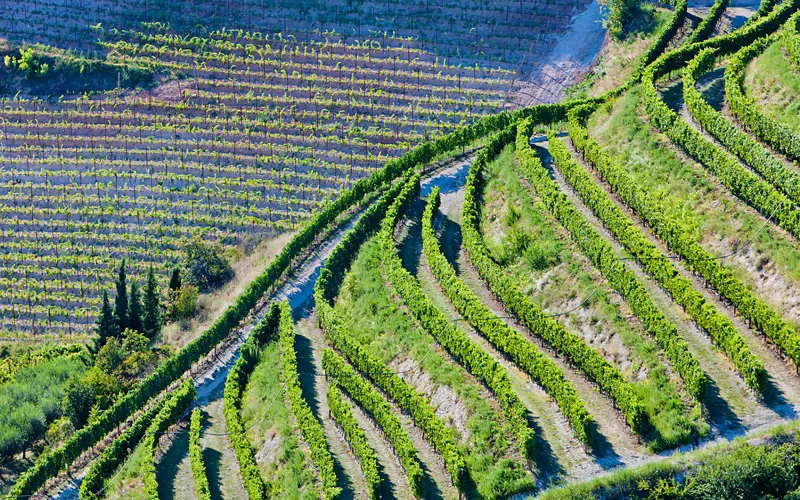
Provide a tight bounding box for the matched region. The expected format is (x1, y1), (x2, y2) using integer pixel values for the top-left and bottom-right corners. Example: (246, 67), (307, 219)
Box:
(128, 281), (143, 333)
(114, 259), (129, 333)
(168, 266), (181, 291)
(142, 267), (162, 339)
(93, 290), (117, 353)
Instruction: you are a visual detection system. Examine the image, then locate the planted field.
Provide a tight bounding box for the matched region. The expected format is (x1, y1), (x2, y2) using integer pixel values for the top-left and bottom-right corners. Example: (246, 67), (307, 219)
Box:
(8, 0), (800, 499)
(0, 0), (596, 338)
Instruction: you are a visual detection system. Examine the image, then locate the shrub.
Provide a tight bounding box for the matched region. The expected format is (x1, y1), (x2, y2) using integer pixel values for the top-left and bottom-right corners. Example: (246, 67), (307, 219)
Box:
(183, 239), (234, 292)
(682, 443), (800, 499)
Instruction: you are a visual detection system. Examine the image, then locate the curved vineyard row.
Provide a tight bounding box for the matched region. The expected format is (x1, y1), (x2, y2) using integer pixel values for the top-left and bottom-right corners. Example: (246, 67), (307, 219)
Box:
(322, 349), (424, 497)
(421, 186), (595, 445)
(314, 173), (469, 491)
(522, 124), (706, 401)
(725, 22), (800, 161)
(683, 46), (800, 205)
(567, 112), (800, 389)
(326, 383), (381, 499)
(378, 173), (536, 464)
(461, 124), (649, 434)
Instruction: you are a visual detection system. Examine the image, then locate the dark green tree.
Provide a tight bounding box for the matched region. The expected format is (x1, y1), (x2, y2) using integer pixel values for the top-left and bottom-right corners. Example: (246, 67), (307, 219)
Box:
(92, 290), (117, 353)
(168, 266), (182, 291)
(114, 259), (129, 333)
(128, 281), (143, 333)
(142, 267), (162, 339)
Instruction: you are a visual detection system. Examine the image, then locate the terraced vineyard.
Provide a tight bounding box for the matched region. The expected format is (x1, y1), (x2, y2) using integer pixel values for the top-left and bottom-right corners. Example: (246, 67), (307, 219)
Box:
(0, 0), (598, 339)
(6, 0), (800, 498)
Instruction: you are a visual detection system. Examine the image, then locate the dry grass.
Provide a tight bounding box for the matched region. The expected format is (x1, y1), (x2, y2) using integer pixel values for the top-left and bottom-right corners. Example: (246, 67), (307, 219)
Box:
(159, 231), (295, 349)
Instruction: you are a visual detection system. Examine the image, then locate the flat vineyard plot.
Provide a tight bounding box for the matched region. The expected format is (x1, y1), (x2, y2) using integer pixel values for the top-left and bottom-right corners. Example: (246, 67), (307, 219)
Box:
(0, 0), (591, 68)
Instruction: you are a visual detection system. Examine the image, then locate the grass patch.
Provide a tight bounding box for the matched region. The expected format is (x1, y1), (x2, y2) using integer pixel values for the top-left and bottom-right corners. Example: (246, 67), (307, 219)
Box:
(745, 38), (800, 130)
(105, 442), (147, 500)
(242, 340), (317, 499)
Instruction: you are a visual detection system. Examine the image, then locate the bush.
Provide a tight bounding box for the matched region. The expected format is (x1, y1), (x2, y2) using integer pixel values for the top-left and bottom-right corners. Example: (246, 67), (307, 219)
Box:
(183, 239), (234, 292)
(5, 48), (49, 79)
(168, 284), (199, 321)
(682, 443), (800, 499)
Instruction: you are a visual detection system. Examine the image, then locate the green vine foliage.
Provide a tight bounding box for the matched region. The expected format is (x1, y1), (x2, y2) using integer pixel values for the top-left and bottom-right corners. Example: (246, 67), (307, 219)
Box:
(640, 0), (800, 242)
(686, 0), (730, 45)
(567, 114), (772, 391)
(322, 349), (425, 498)
(278, 301), (341, 499)
(521, 122), (706, 401)
(326, 381), (381, 499)
(725, 14), (800, 161)
(421, 186), (594, 444)
(223, 303), (281, 499)
(461, 124), (649, 435)
(141, 379), (197, 499)
(314, 174), (469, 492)
(8, 82), (574, 500)
(685, 47), (800, 205)
(8, 0), (748, 494)
(189, 410), (211, 500)
(377, 173), (536, 465)
(79, 399), (167, 500)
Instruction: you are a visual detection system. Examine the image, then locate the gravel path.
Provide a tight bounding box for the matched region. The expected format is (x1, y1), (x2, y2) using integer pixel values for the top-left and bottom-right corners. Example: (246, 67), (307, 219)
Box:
(515, 0), (607, 106)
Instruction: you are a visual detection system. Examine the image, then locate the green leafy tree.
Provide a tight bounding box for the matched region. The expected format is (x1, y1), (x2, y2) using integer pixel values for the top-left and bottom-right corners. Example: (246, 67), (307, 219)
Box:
(128, 281), (143, 333)
(184, 239), (233, 292)
(62, 378), (95, 429)
(114, 260), (129, 333)
(92, 290), (117, 353)
(142, 267), (162, 339)
(600, 0), (637, 39)
(94, 338), (125, 375)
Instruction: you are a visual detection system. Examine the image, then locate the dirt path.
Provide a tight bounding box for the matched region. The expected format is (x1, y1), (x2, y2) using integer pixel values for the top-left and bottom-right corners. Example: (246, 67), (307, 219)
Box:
(514, 0), (606, 106)
(156, 421), (198, 500)
(573, 126), (800, 434)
